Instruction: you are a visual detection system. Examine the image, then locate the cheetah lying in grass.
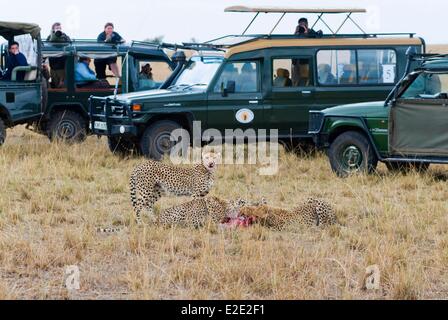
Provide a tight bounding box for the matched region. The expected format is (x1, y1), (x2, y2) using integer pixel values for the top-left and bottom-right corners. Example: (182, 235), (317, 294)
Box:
(231, 198), (337, 230)
(129, 152), (220, 224)
(157, 196), (265, 228)
(97, 197), (266, 233)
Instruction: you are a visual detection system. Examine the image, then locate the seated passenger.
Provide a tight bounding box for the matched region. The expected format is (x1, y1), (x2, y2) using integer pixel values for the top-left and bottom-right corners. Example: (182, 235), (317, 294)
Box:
(238, 63), (257, 92)
(318, 64), (336, 85)
(274, 68), (293, 87)
(75, 57), (109, 89)
(139, 63), (153, 80)
(359, 63), (379, 84)
(340, 64), (356, 84)
(2, 42), (28, 81)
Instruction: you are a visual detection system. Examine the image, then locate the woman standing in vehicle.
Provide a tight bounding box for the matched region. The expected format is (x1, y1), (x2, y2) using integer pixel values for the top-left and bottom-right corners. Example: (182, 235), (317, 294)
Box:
(95, 22), (125, 79)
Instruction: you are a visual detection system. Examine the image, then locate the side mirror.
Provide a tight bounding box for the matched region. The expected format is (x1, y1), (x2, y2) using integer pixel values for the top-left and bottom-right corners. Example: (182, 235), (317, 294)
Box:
(222, 80), (236, 97)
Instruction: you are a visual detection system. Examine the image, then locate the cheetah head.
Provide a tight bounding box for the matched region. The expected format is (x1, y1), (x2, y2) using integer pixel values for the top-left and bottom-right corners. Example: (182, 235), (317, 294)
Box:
(202, 152), (221, 172)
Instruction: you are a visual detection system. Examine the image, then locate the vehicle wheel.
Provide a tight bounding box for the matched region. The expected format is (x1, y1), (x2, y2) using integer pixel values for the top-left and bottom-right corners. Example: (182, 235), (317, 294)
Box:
(328, 131), (378, 178)
(108, 136), (140, 157)
(48, 110), (87, 143)
(0, 118), (6, 147)
(140, 120), (182, 161)
(386, 161), (430, 174)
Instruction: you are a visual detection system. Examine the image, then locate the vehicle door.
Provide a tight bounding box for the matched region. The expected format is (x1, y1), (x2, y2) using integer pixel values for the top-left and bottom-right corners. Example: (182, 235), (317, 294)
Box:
(3, 34), (42, 121)
(266, 55), (316, 137)
(207, 60), (264, 134)
(389, 72), (448, 157)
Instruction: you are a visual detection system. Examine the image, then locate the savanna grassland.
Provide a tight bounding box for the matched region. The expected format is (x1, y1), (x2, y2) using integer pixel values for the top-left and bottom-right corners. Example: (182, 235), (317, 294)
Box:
(0, 126), (448, 300)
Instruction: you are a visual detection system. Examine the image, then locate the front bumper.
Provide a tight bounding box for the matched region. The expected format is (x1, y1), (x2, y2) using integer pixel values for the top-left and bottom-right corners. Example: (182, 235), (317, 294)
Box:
(89, 96), (138, 137)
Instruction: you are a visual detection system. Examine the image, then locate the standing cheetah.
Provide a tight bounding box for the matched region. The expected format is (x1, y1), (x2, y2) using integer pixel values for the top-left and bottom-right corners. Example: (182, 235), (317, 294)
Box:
(130, 152), (220, 224)
(238, 198), (337, 230)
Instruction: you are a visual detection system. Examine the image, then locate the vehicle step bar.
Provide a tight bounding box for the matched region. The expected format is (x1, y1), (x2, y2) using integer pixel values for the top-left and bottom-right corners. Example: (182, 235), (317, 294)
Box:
(383, 157), (448, 164)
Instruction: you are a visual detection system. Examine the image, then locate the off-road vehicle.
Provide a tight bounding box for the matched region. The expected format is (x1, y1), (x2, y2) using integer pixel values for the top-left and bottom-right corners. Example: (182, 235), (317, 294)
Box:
(89, 6), (425, 159)
(309, 53), (448, 177)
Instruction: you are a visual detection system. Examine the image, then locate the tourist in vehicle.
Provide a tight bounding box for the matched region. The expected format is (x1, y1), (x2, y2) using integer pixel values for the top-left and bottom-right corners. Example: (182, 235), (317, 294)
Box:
(292, 59), (312, 87)
(2, 42), (28, 81)
(274, 68), (292, 87)
(139, 63), (153, 80)
(340, 64), (356, 84)
(75, 57), (109, 89)
(95, 22), (124, 80)
(238, 63), (257, 92)
(294, 18), (322, 38)
(46, 23), (71, 88)
(318, 64), (336, 85)
(47, 22), (71, 42)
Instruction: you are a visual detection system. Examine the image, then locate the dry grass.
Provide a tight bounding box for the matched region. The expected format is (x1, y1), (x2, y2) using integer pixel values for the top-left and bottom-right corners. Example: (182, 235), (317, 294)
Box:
(1, 126), (448, 300)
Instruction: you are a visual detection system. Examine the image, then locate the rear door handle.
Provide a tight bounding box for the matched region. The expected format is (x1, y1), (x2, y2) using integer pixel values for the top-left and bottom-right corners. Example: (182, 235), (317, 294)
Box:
(249, 100), (259, 104)
(301, 90), (313, 95)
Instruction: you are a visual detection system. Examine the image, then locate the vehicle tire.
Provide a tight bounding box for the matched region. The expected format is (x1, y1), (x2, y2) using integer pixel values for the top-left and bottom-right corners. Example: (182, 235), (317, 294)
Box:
(48, 110), (87, 143)
(328, 131), (378, 178)
(140, 120), (182, 161)
(0, 118), (6, 147)
(386, 161), (430, 174)
(108, 136), (140, 157)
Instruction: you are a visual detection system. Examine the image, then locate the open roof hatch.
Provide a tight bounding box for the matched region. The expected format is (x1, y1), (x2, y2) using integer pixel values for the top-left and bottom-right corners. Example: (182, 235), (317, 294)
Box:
(224, 6), (368, 36)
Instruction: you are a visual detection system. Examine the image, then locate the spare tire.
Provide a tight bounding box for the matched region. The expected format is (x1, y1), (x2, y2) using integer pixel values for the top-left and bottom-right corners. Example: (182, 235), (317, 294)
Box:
(0, 118), (6, 147)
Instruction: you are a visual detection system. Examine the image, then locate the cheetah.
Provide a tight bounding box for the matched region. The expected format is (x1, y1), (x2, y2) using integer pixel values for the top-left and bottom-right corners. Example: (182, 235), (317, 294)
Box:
(130, 152), (220, 224)
(158, 197), (267, 228)
(239, 198), (337, 230)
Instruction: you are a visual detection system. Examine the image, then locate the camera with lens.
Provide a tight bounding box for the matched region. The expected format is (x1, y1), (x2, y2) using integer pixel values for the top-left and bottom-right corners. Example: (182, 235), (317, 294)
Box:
(298, 26), (307, 34)
(54, 30), (63, 38)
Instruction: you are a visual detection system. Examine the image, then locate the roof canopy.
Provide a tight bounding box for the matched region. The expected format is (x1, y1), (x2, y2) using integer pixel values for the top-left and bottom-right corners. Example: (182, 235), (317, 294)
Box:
(0, 21), (41, 39)
(225, 6), (366, 14)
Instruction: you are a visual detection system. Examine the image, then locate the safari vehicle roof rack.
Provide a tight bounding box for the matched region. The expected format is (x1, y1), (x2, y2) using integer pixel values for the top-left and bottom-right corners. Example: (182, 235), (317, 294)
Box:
(225, 6), (369, 36)
(41, 39), (171, 57)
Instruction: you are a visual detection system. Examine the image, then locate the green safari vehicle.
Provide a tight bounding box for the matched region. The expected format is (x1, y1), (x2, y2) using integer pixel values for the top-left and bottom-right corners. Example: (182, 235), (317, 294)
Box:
(309, 53), (448, 177)
(0, 21), (44, 147)
(90, 6), (425, 160)
(38, 40), (176, 143)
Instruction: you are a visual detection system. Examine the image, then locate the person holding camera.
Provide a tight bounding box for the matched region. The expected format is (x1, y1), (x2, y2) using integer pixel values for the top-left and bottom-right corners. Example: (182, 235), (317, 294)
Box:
(46, 23), (71, 88)
(294, 18), (323, 38)
(95, 22), (124, 79)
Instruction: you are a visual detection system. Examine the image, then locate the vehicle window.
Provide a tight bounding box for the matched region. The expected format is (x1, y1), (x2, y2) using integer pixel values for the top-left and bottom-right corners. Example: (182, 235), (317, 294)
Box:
(273, 58), (313, 88)
(174, 56), (222, 89)
(317, 50), (357, 85)
(213, 61), (259, 93)
(136, 60), (172, 91)
(358, 49), (397, 84)
(75, 56), (122, 91)
(401, 73), (448, 99)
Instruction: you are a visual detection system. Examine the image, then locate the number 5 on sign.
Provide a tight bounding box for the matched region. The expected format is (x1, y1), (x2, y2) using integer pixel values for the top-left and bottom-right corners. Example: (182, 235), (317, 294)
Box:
(382, 65), (396, 84)
(65, 265), (80, 291)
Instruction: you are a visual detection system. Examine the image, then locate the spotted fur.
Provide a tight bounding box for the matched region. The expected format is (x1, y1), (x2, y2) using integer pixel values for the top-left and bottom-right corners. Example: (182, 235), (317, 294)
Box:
(158, 196), (266, 228)
(130, 153), (219, 224)
(239, 198), (337, 230)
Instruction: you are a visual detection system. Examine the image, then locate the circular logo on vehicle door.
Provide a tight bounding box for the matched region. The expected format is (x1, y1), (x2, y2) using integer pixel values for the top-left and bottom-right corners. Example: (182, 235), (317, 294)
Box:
(236, 109), (255, 124)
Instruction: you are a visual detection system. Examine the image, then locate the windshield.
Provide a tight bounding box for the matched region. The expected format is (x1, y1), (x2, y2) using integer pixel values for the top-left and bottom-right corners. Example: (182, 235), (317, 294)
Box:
(401, 72), (448, 99)
(172, 56), (223, 89)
